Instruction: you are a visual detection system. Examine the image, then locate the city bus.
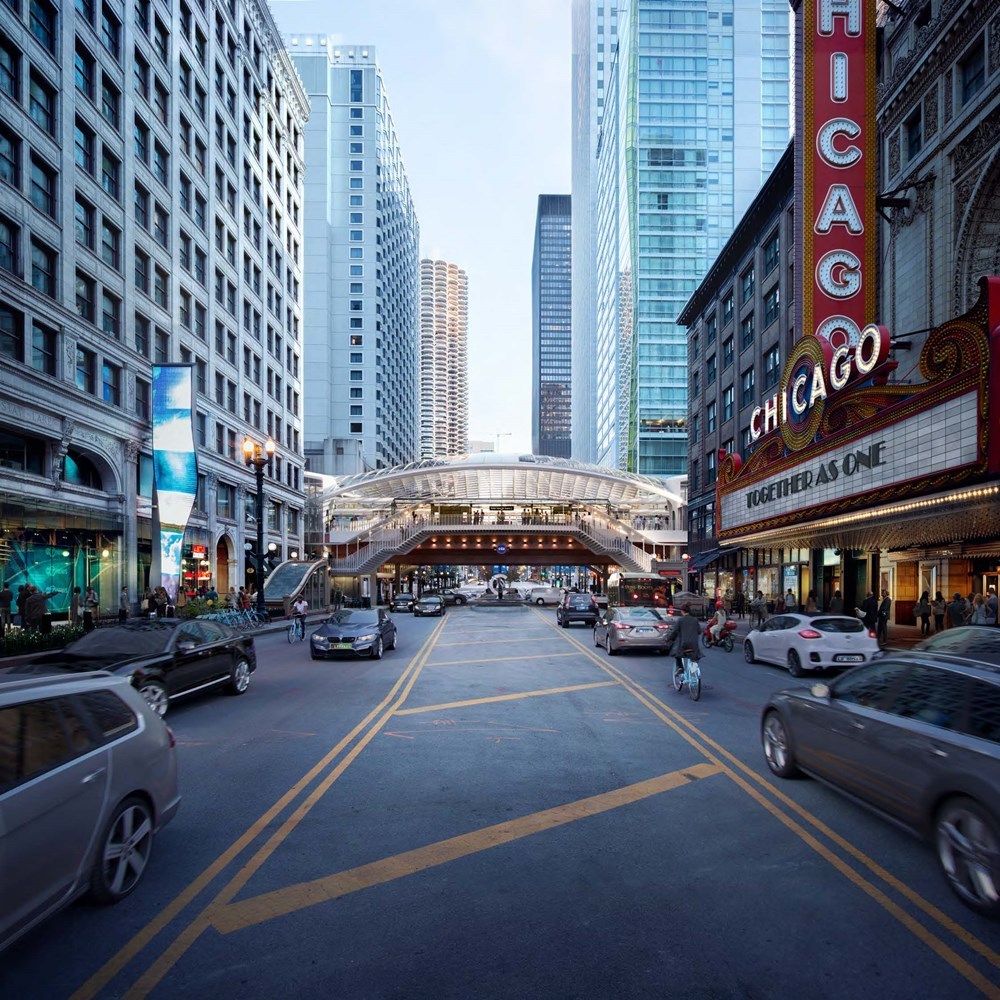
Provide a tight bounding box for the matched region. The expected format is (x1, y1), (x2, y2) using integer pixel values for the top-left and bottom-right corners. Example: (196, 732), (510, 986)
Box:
(606, 572), (672, 609)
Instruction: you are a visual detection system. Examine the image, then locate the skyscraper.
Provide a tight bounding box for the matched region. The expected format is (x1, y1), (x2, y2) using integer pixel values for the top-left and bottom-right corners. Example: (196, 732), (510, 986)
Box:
(0, 0), (307, 601)
(570, 0), (618, 465)
(419, 259), (468, 459)
(286, 40), (420, 475)
(532, 195), (573, 459)
(578, 0), (791, 476)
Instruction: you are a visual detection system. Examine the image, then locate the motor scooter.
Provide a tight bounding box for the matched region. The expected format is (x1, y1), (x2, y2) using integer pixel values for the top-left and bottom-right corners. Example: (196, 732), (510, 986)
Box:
(702, 618), (737, 653)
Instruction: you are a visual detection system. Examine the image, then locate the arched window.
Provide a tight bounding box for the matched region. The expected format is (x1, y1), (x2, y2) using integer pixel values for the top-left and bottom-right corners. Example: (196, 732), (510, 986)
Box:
(63, 449), (103, 489)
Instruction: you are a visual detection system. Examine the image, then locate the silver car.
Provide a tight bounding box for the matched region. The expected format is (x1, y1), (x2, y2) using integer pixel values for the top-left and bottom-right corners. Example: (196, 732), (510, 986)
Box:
(0, 671), (181, 951)
(593, 607), (674, 655)
(762, 650), (1000, 917)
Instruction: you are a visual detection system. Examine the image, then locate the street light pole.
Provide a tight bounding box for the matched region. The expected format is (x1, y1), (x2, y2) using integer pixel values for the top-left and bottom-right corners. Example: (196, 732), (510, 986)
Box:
(243, 435), (275, 615)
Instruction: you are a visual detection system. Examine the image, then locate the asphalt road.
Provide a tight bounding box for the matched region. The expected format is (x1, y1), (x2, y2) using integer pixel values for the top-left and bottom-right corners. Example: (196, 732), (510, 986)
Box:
(3, 606), (999, 1000)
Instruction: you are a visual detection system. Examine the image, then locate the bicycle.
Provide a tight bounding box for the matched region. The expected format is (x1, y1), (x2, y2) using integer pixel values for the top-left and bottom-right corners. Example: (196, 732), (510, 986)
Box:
(672, 647), (702, 701)
(287, 615), (306, 643)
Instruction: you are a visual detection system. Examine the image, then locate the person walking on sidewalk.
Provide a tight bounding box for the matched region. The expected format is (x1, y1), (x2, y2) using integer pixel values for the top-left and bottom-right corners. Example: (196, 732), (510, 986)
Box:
(947, 592), (966, 629)
(829, 589), (844, 615)
(856, 592), (878, 632)
(931, 592), (946, 632)
(915, 591), (931, 637)
(877, 590), (892, 646)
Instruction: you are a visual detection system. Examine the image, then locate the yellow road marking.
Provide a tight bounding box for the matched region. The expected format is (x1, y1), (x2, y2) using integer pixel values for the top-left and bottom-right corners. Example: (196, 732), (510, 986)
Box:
(394, 681), (619, 715)
(540, 613), (1000, 995)
(436, 635), (559, 646)
(430, 651), (578, 666)
(209, 762), (721, 934)
(71, 617), (449, 1000)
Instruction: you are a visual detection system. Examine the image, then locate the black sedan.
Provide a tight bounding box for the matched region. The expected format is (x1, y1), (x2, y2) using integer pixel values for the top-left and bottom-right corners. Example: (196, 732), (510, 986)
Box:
(28, 619), (256, 717)
(413, 595), (446, 618)
(420, 589), (468, 606)
(310, 609), (397, 660)
(390, 593), (416, 613)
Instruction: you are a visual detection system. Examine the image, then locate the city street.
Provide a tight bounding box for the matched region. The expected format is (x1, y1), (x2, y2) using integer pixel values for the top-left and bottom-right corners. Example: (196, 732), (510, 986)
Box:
(2, 607), (999, 1000)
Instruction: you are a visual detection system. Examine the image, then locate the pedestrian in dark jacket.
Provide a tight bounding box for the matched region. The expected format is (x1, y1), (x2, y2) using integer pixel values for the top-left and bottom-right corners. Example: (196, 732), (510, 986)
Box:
(24, 586), (59, 631)
(948, 593), (967, 629)
(876, 590), (892, 646)
(119, 587), (130, 623)
(0, 581), (12, 636)
(15, 584), (27, 625)
(856, 592), (878, 631)
(669, 604), (703, 663)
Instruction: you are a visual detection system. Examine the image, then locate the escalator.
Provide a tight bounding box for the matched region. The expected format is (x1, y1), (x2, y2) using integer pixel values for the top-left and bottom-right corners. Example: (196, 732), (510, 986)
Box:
(261, 560), (329, 613)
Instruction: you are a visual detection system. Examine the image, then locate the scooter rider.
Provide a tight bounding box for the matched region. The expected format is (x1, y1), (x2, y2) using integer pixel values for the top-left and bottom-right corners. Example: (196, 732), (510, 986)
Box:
(709, 601), (727, 645)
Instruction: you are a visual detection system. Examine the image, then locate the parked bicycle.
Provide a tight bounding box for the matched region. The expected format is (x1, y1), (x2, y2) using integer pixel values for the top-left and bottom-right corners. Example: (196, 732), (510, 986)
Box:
(672, 647), (702, 701)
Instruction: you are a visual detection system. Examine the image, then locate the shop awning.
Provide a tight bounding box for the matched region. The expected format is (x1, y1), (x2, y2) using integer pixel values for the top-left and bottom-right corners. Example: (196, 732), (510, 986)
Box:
(688, 547), (726, 571)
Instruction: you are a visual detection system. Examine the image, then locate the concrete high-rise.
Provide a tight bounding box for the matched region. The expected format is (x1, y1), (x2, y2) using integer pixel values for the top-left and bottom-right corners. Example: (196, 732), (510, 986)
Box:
(578, 0), (791, 476)
(286, 40), (420, 476)
(419, 259), (468, 459)
(0, 0), (308, 604)
(532, 195), (572, 459)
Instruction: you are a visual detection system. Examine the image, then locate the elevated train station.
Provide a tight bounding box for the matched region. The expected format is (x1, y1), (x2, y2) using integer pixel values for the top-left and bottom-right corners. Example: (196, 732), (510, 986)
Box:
(265, 454), (689, 608)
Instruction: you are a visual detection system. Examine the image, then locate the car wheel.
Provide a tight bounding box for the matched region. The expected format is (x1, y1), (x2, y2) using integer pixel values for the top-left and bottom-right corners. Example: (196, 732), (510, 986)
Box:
(371, 636), (383, 660)
(594, 629), (601, 648)
(456, 597), (467, 605)
(762, 711), (800, 779)
(228, 656), (251, 696)
(561, 619), (569, 628)
(936, 797), (1000, 917)
(88, 796), (154, 903)
(536, 598), (545, 605)
(744, 641), (756, 664)
(788, 649), (804, 677)
(606, 634), (618, 656)
(386, 630), (397, 651)
(137, 679), (169, 717)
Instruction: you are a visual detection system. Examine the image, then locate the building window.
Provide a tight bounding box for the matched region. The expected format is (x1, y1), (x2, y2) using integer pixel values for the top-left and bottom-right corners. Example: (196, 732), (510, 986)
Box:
(76, 347), (96, 393)
(74, 119), (95, 174)
(350, 69), (363, 102)
(29, 157), (56, 216)
(763, 232), (780, 276)
(29, 0), (57, 53)
(741, 312), (755, 349)
(101, 79), (121, 130)
(707, 355), (716, 385)
(722, 385), (734, 422)
(75, 197), (95, 250)
(960, 37), (986, 106)
(706, 401), (717, 433)
(102, 4), (122, 58)
(350, 422), (362, 434)
(905, 108), (922, 160)
(0, 37), (19, 101)
(102, 290), (121, 338)
(153, 265), (168, 308)
(28, 73), (55, 134)
(75, 43), (95, 100)
(0, 303), (20, 361)
(134, 184), (149, 228)
(722, 293), (733, 326)
(741, 266), (755, 304)
(101, 220), (120, 269)
(691, 413), (699, 443)
(722, 337), (734, 371)
(0, 127), (18, 188)
(706, 449), (717, 486)
(0, 215), (16, 275)
(153, 205), (169, 248)
(134, 117), (149, 163)
(30, 240), (55, 297)
(741, 367), (755, 407)
(763, 286), (780, 327)
(102, 361), (121, 405)
(135, 376), (150, 419)
(75, 271), (96, 321)
(31, 322), (57, 375)
(134, 312), (150, 356)
(154, 327), (169, 362)
(349, 370), (363, 382)
(764, 345), (781, 389)
(102, 150), (120, 199)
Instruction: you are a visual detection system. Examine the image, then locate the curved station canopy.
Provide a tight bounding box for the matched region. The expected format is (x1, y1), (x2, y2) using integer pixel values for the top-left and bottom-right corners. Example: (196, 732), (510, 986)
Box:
(315, 453), (685, 509)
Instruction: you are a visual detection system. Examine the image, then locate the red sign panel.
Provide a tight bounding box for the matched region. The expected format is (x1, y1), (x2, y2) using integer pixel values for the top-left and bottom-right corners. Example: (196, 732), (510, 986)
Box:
(798, 0), (877, 352)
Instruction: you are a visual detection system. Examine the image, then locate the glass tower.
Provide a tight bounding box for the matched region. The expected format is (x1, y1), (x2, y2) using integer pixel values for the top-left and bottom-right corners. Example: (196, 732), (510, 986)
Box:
(585, 0), (791, 475)
(532, 195), (572, 458)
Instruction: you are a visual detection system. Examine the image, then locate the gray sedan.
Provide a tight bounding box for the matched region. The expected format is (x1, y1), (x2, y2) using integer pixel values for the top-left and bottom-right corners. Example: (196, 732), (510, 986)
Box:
(593, 607), (674, 656)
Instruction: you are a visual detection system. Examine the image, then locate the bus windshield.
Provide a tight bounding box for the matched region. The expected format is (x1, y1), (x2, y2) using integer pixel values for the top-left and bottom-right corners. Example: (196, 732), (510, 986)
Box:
(606, 574), (672, 608)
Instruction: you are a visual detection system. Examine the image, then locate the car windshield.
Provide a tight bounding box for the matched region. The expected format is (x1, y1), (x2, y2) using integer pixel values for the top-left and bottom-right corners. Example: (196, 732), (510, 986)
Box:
(621, 609), (668, 622)
(326, 611), (377, 628)
(812, 618), (865, 633)
(418, 597), (441, 604)
(568, 597), (594, 607)
(62, 624), (172, 657)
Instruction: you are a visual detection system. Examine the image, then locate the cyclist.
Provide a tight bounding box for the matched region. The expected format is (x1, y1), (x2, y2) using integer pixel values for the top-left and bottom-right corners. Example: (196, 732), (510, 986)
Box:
(669, 603), (702, 669)
(292, 596), (308, 639)
(708, 601), (727, 645)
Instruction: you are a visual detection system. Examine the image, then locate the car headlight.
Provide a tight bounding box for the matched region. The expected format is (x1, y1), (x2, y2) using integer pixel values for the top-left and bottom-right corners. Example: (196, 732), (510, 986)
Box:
(312, 636), (328, 646)
(356, 632), (377, 642)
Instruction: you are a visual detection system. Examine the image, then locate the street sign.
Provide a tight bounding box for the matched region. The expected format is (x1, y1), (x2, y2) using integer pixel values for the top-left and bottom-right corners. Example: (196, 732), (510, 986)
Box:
(495, 544), (508, 555)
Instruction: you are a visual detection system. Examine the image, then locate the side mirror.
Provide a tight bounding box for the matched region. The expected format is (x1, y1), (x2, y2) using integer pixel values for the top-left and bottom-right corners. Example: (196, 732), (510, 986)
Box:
(177, 640), (196, 652)
(810, 683), (831, 699)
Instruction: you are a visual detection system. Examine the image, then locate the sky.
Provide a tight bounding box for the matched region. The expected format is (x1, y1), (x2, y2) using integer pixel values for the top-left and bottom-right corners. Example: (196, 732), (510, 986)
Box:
(270, 0), (573, 454)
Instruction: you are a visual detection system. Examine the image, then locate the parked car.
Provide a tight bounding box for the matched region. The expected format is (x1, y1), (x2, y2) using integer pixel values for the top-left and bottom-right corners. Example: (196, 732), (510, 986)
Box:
(0, 671), (180, 952)
(761, 651), (1000, 917)
(913, 626), (1000, 663)
(593, 607), (674, 655)
(27, 619), (256, 717)
(414, 595), (446, 618)
(310, 608), (397, 660)
(390, 593), (416, 613)
(529, 587), (563, 606)
(557, 593), (600, 628)
(420, 589), (468, 606)
(743, 613), (879, 676)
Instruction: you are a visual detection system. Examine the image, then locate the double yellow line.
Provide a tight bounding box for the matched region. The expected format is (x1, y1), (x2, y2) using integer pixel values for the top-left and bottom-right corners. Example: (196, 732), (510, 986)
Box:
(538, 610), (1000, 998)
(71, 616), (449, 1000)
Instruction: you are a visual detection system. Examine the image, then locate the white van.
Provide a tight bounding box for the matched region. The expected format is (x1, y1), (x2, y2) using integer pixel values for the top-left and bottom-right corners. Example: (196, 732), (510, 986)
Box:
(529, 586), (563, 605)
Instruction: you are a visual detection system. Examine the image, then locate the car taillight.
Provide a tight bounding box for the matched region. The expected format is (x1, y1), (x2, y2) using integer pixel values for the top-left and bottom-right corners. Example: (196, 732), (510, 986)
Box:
(165, 724), (176, 749)
(868, 630), (877, 639)
(613, 622), (630, 630)
(654, 624), (671, 631)
(798, 628), (822, 639)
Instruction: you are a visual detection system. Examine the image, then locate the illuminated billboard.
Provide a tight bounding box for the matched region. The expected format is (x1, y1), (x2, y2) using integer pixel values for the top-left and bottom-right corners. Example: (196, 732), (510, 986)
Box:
(152, 365), (198, 603)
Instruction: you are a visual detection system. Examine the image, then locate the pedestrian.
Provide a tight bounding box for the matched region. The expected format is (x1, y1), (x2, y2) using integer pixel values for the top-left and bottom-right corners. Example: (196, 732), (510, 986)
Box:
(70, 586), (83, 626)
(84, 586), (100, 630)
(987, 587), (998, 626)
(751, 590), (767, 627)
(496, 578), (505, 601)
(970, 595), (988, 625)
(119, 586), (129, 623)
(153, 586), (169, 618)
(225, 586), (238, 609)
(774, 594), (786, 615)
(947, 592), (966, 629)
(734, 590), (745, 620)
(915, 590), (931, 637)
(805, 590), (818, 615)
(829, 589), (844, 615)
(205, 583), (218, 603)
(142, 586), (154, 618)
(0, 580), (12, 637)
(785, 588), (797, 613)
(856, 591), (878, 632)
(931, 591), (946, 632)
(15, 584), (27, 626)
(876, 589), (891, 646)
(24, 585), (60, 633)
(176, 586), (188, 611)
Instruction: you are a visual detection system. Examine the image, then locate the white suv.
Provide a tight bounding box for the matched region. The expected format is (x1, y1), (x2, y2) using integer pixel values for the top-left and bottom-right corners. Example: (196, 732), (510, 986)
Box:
(530, 587), (564, 605)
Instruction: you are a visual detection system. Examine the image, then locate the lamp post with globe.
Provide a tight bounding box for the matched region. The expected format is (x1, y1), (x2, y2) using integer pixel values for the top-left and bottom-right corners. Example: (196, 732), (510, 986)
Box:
(243, 435), (275, 614)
